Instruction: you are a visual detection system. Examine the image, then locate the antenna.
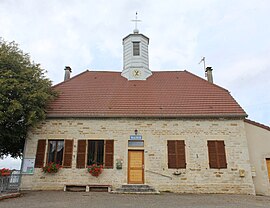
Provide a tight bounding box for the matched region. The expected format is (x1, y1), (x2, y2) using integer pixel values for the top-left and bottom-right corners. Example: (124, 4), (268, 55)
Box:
(131, 12), (141, 32)
(198, 57), (206, 77)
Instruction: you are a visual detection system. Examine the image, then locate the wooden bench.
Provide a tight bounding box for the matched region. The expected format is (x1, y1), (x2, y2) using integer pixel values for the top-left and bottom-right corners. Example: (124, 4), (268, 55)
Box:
(64, 184), (112, 192)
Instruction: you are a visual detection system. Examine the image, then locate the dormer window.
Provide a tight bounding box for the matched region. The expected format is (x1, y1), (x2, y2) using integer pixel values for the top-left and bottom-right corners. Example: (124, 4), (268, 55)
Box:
(133, 42), (140, 56)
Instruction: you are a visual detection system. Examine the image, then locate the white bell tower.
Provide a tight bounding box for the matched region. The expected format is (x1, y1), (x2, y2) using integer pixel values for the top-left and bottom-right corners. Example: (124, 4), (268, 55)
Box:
(121, 13), (152, 80)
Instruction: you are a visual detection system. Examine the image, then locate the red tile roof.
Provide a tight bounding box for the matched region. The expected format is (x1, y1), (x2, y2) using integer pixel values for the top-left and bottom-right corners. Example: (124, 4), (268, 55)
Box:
(244, 119), (270, 131)
(47, 70), (247, 118)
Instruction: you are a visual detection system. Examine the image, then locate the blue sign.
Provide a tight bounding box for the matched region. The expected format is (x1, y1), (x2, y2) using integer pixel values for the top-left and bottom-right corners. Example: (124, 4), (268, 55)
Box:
(130, 135), (142, 140)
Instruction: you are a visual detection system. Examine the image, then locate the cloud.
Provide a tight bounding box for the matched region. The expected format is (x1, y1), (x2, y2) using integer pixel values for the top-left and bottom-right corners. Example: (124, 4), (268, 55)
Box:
(0, 0), (269, 125)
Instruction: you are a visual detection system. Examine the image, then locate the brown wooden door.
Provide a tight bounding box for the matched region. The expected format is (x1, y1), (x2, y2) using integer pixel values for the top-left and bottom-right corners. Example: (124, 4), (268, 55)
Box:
(128, 150), (144, 184)
(266, 159), (270, 180)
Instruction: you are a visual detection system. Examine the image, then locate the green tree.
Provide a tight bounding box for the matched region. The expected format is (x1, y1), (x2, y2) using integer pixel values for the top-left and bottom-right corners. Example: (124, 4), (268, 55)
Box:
(0, 39), (56, 158)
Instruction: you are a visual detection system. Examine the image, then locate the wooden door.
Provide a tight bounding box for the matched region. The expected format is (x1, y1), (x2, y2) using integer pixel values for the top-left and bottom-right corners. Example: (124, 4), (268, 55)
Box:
(266, 159), (270, 180)
(128, 150), (144, 184)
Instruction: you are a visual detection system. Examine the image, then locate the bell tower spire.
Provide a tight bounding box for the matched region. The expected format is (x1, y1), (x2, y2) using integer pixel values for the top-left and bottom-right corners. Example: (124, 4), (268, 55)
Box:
(121, 13), (152, 80)
(131, 12), (141, 34)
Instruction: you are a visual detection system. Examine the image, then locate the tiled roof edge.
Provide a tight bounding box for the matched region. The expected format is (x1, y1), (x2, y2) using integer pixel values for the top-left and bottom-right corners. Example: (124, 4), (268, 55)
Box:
(244, 119), (270, 131)
(52, 70), (90, 88)
(184, 70), (247, 115)
(46, 113), (247, 119)
(183, 70), (230, 92)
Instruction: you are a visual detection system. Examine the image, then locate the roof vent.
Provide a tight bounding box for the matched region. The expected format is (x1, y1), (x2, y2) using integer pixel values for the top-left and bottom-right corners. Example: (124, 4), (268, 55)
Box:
(64, 66), (72, 81)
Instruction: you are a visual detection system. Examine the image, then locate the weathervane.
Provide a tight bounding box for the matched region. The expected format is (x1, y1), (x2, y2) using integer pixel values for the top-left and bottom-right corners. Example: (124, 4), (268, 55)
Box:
(131, 12), (141, 33)
(198, 57), (206, 77)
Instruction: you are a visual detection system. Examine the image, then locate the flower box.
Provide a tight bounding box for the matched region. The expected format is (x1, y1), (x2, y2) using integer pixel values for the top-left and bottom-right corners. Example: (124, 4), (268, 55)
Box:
(42, 162), (62, 173)
(0, 168), (11, 176)
(87, 164), (103, 177)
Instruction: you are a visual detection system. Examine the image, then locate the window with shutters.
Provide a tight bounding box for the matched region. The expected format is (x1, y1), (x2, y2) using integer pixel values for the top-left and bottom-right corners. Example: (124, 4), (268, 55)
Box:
(47, 140), (64, 165)
(76, 140), (114, 169)
(207, 140), (227, 169)
(35, 139), (73, 168)
(167, 140), (186, 169)
(133, 42), (140, 56)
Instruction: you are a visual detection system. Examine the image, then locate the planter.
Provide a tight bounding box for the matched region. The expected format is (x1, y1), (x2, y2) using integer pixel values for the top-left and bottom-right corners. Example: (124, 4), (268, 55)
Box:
(87, 164), (103, 177)
(0, 172), (11, 177)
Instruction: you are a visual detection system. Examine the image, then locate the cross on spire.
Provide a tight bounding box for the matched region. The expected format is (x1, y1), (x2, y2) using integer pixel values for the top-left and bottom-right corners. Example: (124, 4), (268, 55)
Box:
(131, 12), (141, 33)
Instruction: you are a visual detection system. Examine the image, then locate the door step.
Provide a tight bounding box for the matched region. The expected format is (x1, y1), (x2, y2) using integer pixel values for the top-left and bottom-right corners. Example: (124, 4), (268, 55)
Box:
(112, 184), (160, 194)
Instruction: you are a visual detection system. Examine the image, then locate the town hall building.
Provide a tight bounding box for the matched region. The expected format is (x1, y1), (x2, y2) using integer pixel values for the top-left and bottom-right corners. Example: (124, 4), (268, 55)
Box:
(20, 26), (270, 195)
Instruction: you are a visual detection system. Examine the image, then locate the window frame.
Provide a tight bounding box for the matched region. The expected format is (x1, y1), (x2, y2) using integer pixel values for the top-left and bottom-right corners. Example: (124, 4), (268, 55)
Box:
(87, 140), (104, 166)
(133, 41), (140, 56)
(47, 140), (64, 165)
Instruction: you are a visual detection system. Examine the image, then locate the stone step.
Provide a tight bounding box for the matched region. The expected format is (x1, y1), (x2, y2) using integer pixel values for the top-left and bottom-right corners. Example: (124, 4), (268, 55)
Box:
(113, 184), (160, 194)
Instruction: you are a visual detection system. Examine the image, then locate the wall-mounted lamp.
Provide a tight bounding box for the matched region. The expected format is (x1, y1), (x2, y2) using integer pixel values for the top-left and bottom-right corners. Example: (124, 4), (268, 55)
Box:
(134, 129), (138, 135)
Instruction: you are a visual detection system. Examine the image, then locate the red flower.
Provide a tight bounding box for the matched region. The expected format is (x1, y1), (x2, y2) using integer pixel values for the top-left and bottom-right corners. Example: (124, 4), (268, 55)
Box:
(87, 164), (103, 177)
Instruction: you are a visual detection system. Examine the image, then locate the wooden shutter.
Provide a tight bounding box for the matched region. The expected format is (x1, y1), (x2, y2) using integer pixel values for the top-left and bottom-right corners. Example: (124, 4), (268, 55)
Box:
(63, 140), (73, 168)
(176, 140), (186, 168)
(217, 141), (227, 168)
(266, 159), (270, 180)
(35, 140), (46, 168)
(76, 140), (86, 168)
(208, 140), (227, 169)
(104, 140), (114, 168)
(168, 140), (177, 168)
(168, 140), (186, 169)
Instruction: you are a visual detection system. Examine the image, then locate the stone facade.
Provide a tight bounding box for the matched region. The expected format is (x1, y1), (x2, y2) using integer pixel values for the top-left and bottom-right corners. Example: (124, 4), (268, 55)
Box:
(21, 118), (255, 194)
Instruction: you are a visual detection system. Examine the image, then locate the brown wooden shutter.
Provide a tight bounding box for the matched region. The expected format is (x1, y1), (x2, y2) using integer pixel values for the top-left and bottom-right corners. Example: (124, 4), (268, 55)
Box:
(168, 140), (177, 168)
(217, 141), (227, 168)
(208, 140), (227, 169)
(104, 140), (114, 168)
(76, 140), (86, 168)
(176, 140), (186, 168)
(168, 140), (186, 169)
(35, 140), (46, 168)
(63, 140), (73, 168)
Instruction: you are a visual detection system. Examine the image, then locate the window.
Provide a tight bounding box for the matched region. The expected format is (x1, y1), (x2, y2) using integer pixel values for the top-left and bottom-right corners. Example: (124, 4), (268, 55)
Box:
(167, 140), (186, 169)
(133, 42), (140, 56)
(34, 139), (73, 168)
(207, 140), (227, 169)
(88, 140), (104, 165)
(76, 140), (114, 169)
(48, 140), (64, 164)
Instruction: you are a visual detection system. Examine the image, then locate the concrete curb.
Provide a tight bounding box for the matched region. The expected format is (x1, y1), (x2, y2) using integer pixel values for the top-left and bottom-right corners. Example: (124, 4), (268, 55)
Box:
(0, 192), (21, 201)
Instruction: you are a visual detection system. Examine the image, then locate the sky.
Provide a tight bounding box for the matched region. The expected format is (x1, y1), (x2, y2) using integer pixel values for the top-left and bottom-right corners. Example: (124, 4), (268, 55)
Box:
(0, 0), (270, 169)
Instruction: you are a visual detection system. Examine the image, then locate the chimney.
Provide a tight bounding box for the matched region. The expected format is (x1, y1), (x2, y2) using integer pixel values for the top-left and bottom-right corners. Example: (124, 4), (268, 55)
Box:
(205, 66), (213, 83)
(64, 66), (72, 81)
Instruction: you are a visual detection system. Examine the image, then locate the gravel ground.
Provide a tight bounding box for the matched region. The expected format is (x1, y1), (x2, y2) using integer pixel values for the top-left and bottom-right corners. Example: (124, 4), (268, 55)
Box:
(1, 191), (270, 208)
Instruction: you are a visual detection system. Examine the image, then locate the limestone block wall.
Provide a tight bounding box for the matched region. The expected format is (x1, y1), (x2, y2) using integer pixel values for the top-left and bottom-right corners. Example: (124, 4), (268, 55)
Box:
(21, 118), (255, 194)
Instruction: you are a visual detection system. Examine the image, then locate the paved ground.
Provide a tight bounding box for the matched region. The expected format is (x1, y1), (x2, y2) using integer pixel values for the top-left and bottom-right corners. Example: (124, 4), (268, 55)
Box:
(1, 191), (270, 208)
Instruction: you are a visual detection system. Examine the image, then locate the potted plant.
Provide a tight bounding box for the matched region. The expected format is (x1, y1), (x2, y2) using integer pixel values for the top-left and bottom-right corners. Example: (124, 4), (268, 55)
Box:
(87, 164), (103, 177)
(0, 168), (11, 176)
(42, 162), (62, 173)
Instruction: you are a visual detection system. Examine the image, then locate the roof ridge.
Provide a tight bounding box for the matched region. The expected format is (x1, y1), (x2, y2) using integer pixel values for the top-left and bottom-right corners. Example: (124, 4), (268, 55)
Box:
(244, 119), (270, 131)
